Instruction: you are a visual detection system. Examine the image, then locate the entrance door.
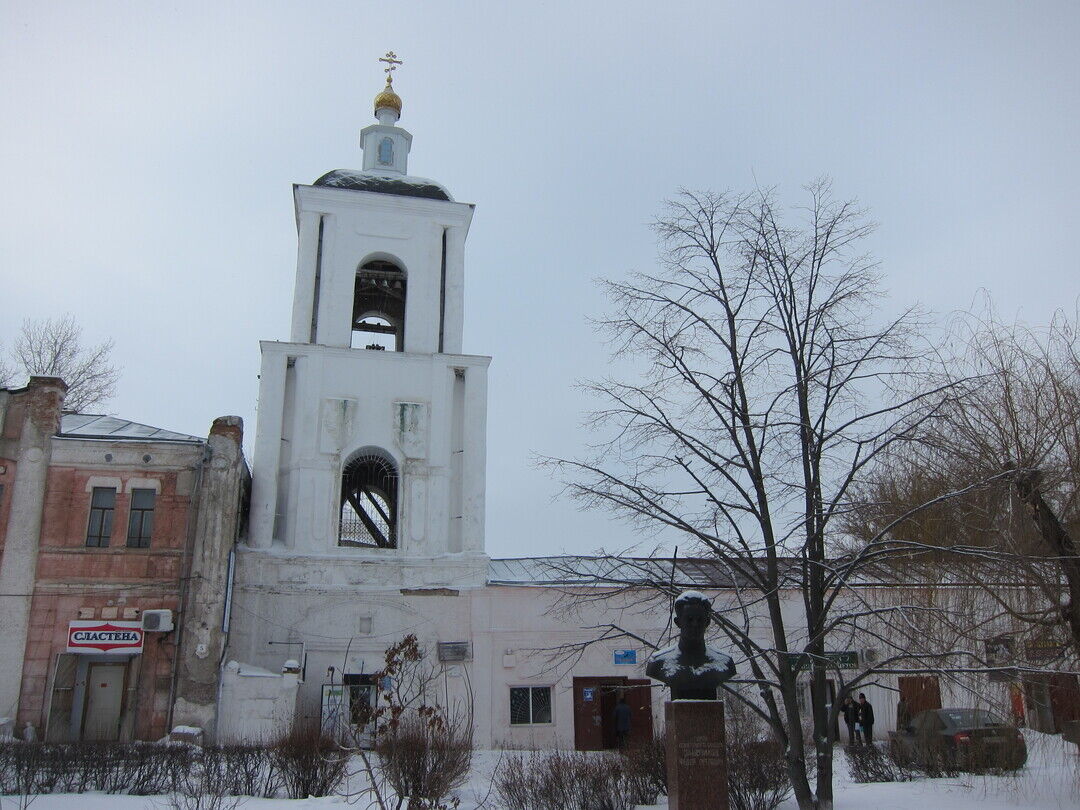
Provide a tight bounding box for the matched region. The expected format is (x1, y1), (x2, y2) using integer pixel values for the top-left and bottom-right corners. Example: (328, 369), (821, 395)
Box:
(573, 677), (655, 750)
(898, 676), (942, 727)
(1048, 673), (1080, 734)
(1024, 676), (1056, 732)
(82, 663), (126, 741)
(624, 679), (655, 748)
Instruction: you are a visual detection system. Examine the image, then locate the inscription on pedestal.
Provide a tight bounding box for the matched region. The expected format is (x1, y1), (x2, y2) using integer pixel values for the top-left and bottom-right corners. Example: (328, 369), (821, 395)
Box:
(665, 700), (728, 810)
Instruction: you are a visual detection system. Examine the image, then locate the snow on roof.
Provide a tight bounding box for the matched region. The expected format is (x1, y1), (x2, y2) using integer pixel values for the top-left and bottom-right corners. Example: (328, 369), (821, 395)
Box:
(486, 556), (763, 588)
(313, 170), (454, 201)
(486, 555), (928, 588)
(59, 413), (204, 444)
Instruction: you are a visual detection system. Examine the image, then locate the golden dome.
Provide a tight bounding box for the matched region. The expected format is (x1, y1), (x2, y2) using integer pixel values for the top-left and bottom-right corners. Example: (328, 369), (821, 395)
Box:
(374, 80), (402, 115)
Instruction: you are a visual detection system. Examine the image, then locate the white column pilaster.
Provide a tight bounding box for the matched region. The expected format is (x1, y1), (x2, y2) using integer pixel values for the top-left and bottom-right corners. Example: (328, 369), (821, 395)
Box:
(248, 348), (288, 549)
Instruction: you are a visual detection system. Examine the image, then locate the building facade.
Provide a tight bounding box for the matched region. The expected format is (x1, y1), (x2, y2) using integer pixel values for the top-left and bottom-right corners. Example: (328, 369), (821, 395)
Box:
(214, 68), (1080, 751)
(0, 377), (246, 742)
(6, 67), (1075, 752)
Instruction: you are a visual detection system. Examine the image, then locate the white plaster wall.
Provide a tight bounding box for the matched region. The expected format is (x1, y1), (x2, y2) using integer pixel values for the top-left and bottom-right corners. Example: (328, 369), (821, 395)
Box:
(217, 661), (300, 743)
(248, 342), (489, 560)
(50, 438), (203, 470)
(223, 575), (1048, 748)
(288, 186), (473, 354)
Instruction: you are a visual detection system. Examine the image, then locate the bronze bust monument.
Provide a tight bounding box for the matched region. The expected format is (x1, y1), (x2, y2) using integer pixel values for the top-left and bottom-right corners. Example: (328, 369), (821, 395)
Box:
(646, 591), (736, 700)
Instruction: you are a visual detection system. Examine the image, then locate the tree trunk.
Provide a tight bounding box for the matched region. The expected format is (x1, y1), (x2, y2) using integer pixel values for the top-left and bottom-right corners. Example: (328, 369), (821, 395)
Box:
(787, 754), (816, 810)
(1015, 470), (1080, 653)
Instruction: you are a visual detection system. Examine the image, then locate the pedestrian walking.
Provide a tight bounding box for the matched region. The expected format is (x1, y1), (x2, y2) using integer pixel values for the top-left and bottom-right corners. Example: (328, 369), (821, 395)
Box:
(841, 696), (858, 745)
(858, 692), (875, 744)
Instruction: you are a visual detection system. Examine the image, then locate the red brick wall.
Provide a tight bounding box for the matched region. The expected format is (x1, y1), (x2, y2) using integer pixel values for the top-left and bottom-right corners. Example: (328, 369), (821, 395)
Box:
(20, 592), (181, 740)
(0, 457), (15, 558)
(19, 464), (195, 740)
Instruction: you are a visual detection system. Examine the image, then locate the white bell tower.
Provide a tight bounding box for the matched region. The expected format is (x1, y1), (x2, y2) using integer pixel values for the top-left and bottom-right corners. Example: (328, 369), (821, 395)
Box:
(246, 54), (490, 588)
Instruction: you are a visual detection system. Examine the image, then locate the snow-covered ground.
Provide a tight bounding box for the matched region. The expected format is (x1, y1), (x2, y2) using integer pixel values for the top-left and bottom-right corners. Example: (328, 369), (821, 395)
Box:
(10, 731), (1077, 810)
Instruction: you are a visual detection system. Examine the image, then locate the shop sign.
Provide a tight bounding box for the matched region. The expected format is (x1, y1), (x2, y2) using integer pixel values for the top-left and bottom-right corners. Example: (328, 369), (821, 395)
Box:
(613, 649), (638, 665)
(66, 621), (143, 654)
(1025, 640), (1068, 662)
(788, 651), (859, 672)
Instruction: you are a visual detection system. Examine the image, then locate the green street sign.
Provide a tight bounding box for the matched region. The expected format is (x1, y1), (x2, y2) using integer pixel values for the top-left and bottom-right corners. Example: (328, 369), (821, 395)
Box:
(785, 651), (859, 671)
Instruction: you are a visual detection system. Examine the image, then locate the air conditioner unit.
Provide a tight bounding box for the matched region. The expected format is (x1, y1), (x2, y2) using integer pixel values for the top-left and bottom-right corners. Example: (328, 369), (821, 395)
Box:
(860, 647), (879, 665)
(437, 641), (471, 663)
(142, 609), (174, 632)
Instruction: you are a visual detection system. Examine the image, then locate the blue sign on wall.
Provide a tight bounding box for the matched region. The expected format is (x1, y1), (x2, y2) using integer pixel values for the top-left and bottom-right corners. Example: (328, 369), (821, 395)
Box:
(613, 649), (638, 665)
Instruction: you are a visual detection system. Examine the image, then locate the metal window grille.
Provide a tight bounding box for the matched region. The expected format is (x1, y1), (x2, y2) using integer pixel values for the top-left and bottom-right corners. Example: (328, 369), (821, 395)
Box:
(509, 686), (552, 725)
(340, 453), (398, 548)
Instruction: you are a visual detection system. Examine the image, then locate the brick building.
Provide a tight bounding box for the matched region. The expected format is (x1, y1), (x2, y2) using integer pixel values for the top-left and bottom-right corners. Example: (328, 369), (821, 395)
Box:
(0, 377), (246, 742)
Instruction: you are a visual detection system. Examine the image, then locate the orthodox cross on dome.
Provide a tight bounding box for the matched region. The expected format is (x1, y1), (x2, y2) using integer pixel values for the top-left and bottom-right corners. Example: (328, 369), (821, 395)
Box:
(379, 51), (403, 85)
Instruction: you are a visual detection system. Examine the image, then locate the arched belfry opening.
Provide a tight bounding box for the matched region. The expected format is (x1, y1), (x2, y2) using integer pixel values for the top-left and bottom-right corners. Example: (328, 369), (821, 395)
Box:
(339, 450), (399, 549)
(352, 258), (406, 351)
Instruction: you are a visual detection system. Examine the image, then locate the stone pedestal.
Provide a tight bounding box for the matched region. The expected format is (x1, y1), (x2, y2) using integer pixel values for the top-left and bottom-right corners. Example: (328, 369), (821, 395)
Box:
(665, 700), (728, 810)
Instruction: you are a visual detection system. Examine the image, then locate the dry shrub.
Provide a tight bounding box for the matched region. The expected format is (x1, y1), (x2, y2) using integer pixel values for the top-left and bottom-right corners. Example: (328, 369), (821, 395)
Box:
(0, 742), (197, 796)
(724, 739), (790, 810)
(272, 723), (347, 799)
(844, 742), (915, 784)
(215, 745), (282, 798)
(0, 740), (285, 801)
(167, 755), (243, 810)
(494, 750), (643, 810)
(619, 732), (667, 803)
(374, 714), (472, 808)
(722, 698), (793, 810)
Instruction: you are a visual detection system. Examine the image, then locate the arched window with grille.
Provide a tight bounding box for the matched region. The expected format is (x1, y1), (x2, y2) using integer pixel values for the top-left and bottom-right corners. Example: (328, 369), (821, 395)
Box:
(339, 450), (398, 548)
(352, 258), (406, 351)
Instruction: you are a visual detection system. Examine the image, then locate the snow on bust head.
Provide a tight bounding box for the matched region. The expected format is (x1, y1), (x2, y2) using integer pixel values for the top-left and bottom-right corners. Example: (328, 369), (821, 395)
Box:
(646, 589), (735, 699)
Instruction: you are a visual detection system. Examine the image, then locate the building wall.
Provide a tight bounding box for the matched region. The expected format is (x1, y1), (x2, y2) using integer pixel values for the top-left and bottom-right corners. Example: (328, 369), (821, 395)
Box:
(16, 438), (203, 739)
(249, 343), (488, 562)
(228, 576), (1058, 749)
(0, 378), (67, 723)
(173, 416), (249, 737)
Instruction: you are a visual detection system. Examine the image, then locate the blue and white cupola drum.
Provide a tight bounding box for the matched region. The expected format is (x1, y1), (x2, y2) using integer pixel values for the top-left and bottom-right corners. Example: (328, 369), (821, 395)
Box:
(359, 67), (411, 175)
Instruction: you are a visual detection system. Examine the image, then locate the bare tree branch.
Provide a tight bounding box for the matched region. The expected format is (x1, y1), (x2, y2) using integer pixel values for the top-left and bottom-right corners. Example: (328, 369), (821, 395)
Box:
(8, 313), (121, 411)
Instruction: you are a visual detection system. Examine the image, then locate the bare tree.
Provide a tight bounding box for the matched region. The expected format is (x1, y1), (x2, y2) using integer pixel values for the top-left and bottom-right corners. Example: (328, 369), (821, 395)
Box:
(7, 314), (120, 411)
(544, 183), (977, 810)
(0, 351), (14, 389)
(848, 300), (1080, 657)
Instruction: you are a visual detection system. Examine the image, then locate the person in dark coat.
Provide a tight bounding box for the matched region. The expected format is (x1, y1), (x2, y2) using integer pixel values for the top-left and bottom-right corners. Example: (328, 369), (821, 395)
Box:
(840, 696), (859, 745)
(614, 695), (632, 748)
(857, 692), (875, 744)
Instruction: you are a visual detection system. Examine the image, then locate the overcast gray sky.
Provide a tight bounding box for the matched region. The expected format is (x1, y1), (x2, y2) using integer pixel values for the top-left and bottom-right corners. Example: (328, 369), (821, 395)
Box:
(2, 1), (1078, 558)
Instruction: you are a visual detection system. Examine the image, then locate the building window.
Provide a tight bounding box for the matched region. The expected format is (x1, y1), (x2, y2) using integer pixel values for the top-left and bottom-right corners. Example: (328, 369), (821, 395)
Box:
(510, 686), (552, 725)
(86, 487), (116, 547)
(340, 451), (398, 548)
(377, 136), (394, 166)
(126, 488), (156, 548)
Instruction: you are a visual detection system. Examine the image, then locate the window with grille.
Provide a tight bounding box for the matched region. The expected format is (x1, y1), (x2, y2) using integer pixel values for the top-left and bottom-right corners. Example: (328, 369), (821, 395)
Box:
(86, 487), (116, 547)
(509, 686), (552, 725)
(340, 452), (398, 548)
(126, 488), (156, 548)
